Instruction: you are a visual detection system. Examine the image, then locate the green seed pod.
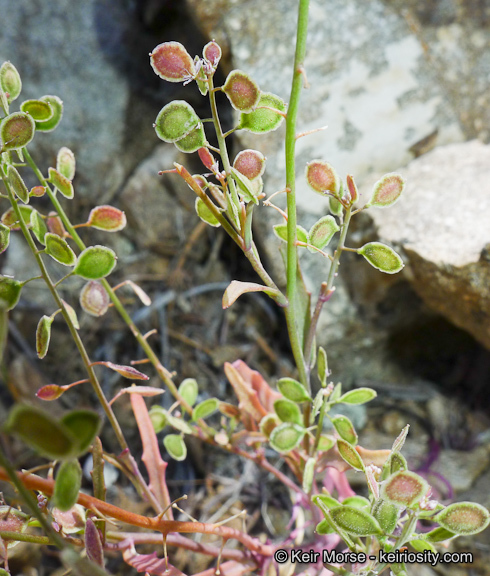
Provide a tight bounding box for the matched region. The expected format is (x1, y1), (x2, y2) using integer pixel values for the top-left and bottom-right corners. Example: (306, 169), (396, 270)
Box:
(149, 406), (168, 433)
(238, 92), (286, 133)
(223, 70), (260, 113)
(308, 215), (339, 253)
(230, 167), (259, 204)
(154, 100), (200, 143)
(74, 245), (117, 279)
(259, 414), (279, 438)
(329, 197), (343, 216)
(302, 457), (316, 493)
(0, 276), (22, 310)
(20, 99), (53, 121)
(203, 41), (222, 67)
(305, 160), (341, 195)
(269, 422), (305, 453)
(274, 398), (302, 425)
(0, 112), (35, 150)
(178, 378), (199, 407)
(0, 223), (9, 254)
(233, 149), (266, 180)
(409, 539), (437, 554)
(366, 173), (405, 208)
(4, 404), (78, 460)
(331, 415), (358, 445)
(316, 519), (335, 534)
(53, 459), (82, 511)
(60, 409), (101, 455)
(330, 506), (383, 536)
(62, 299), (79, 330)
(30, 210), (48, 244)
(372, 498), (400, 534)
(45, 233), (77, 266)
(273, 224), (308, 245)
(312, 493), (341, 512)
(389, 452), (408, 474)
(193, 398), (219, 420)
(164, 434), (187, 461)
(0, 61), (22, 102)
(80, 281), (110, 317)
(87, 205), (127, 232)
(150, 41), (195, 82)
(57, 146), (76, 180)
(317, 434), (335, 452)
(342, 496), (371, 510)
(382, 471), (429, 508)
(317, 346), (328, 386)
(422, 526), (456, 543)
(195, 198), (221, 227)
(358, 242), (404, 274)
(435, 502), (490, 536)
(338, 387), (377, 405)
(36, 314), (54, 359)
(174, 124), (206, 153)
(35, 95), (63, 132)
(337, 438), (364, 471)
(277, 377), (311, 402)
(48, 167), (74, 199)
(7, 165), (29, 203)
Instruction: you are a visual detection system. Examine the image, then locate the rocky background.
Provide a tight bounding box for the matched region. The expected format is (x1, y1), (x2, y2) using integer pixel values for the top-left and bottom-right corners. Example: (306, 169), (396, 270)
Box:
(1, 1), (490, 574)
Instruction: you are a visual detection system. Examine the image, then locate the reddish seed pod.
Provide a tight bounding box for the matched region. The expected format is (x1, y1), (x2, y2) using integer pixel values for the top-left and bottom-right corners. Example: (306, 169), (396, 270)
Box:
(198, 147), (216, 171)
(80, 280), (110, 317)
(223, 70), (260, 113)
(150, 41), (195, 83)
(203, 41), (222, 66)
(346, 174), (358, 204)
(233, 149), (266, 180)
(305, 160), (341, 195)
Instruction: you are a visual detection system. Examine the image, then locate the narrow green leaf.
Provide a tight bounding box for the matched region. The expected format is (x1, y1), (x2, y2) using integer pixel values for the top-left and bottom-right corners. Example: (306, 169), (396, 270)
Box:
(74, 245), (117, 279)
(317, 346), (328, 386)
(36, 315), (53, 359)
(358, 242), (404, 274)
(409, 539), (437, 554)
(53, 459), (82, 511)
(338, 387), (377, 405)
(4, 404), (77, 459)
(422, 526), (456, 543)
(277, 377), (311, 402)
(302, 457), (315, 493)
(163, 434), (187, 461)
(342, 496), (371, 510)
(372, 498), (400, 534)
(45, 233), (76, 266)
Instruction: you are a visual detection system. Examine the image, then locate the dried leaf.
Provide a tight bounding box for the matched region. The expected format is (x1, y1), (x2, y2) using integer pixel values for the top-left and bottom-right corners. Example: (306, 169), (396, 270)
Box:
(222, 280), (278, 309)
(109, 385), (164, 406)
(131, 394), (172, 517)
(94, 361), (149, 380)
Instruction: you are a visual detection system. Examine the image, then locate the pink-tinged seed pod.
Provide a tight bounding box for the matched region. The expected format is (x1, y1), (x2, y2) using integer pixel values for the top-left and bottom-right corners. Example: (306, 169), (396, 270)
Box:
(30, 185), (46, 198)
(87, 205), (127, 232)
(46, 211), (67, 237)
(346, 174), (359, 204)
(223, 70), (260, 113)
(305, 160), (341, 195)
(80, 280), (110, 317)
(150, 41), (195, 83)
(192, 174), (208, 190)
(203, 41), (222, 66)
(198, 147), (216, 171)
(233, 149), (266, 180)
(366, 173), (405, 208)
(36, 384), (65, 401)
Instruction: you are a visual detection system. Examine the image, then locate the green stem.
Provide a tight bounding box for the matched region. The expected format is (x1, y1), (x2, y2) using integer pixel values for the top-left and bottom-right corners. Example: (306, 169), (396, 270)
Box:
(303, 206), (352, 373)
(284, 0), (310, 388)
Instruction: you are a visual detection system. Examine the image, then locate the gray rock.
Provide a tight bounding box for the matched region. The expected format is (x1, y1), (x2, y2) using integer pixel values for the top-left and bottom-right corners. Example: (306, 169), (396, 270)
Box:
(369, 140), (490, 350)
